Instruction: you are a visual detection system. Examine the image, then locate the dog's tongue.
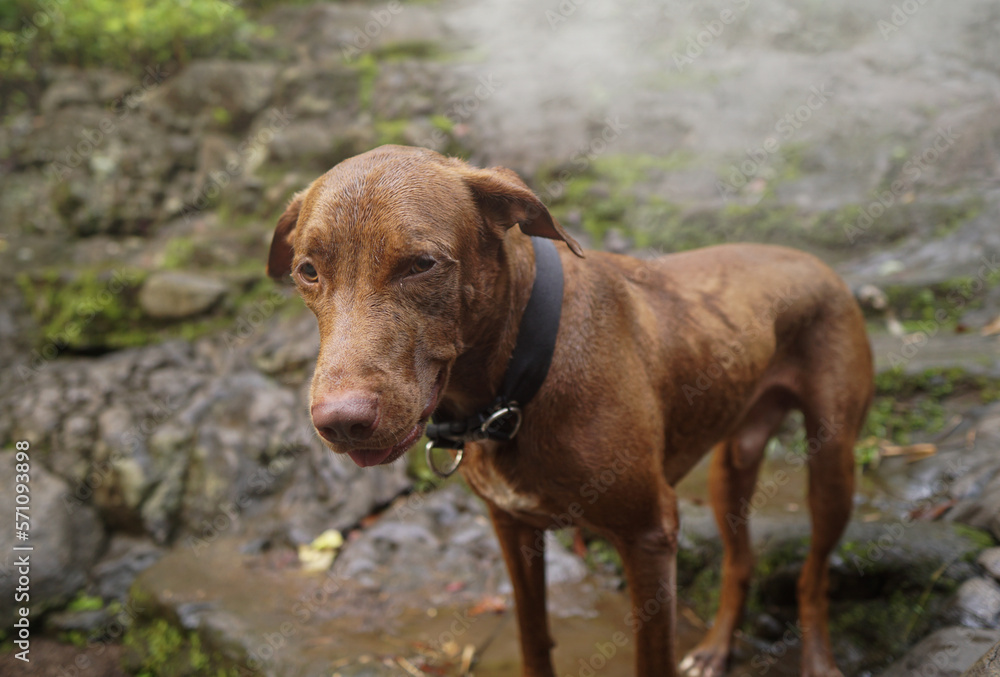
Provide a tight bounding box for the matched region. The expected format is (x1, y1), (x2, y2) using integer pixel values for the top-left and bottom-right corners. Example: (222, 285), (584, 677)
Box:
(347, 447), (394, 468)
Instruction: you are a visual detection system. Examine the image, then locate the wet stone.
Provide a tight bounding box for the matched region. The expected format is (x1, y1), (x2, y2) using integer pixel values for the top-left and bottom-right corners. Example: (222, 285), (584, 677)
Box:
(0, 464), (104, 626)
(91, 535), (165, 601)
(138, 271), (228, 320)
(962, 637), (1000, 676)
(949, 577), (1000, 629)
(881, 626), (1000, 677)
(978, 548), (1000, 582)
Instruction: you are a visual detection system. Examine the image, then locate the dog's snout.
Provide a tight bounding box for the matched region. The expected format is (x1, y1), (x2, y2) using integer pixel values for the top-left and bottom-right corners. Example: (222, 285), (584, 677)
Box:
(311, 392), (380, 443)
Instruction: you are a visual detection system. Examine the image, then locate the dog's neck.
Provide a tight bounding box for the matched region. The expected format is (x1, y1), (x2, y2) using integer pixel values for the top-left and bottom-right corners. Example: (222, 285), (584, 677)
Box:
(438, 231), (537, 420)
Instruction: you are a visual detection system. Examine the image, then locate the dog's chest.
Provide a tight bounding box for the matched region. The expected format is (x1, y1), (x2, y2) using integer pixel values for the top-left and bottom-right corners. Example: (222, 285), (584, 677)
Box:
(463, 453), (542, 515)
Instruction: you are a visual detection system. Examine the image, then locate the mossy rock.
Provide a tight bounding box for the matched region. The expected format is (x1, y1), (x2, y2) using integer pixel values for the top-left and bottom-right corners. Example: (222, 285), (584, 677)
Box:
(874, 367), (1000, 403)
(861, 368), (1000, 446)
(372, 39), (445, 62)
(751, 520), (992, 672)
(673, 515), (991, 673)
(16, 267), (149, 352)
(875, 267), (1000, 330)
(534, 153), (982, 256)
(16, 266), (300, 353)
(123, 618), (240, 677)
(123, 583), (241, 677)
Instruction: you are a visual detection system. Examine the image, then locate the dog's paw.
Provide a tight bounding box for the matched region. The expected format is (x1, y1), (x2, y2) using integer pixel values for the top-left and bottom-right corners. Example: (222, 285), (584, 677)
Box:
(679, 647), (728, 677)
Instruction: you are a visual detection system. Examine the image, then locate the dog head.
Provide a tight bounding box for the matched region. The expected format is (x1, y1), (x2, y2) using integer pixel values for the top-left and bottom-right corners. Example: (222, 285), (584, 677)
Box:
(267, 145), (581, 467)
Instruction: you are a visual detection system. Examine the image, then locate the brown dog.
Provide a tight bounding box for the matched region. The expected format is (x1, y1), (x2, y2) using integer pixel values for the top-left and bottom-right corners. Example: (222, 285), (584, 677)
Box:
(267, 145), (873, 677)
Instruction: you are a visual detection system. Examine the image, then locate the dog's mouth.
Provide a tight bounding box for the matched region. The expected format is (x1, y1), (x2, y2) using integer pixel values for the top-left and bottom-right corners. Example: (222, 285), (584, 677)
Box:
(345, 369), (446, 468)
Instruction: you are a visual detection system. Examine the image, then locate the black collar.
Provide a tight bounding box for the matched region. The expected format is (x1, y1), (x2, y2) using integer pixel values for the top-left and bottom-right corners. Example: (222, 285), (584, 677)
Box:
(425, 236), (564, 451)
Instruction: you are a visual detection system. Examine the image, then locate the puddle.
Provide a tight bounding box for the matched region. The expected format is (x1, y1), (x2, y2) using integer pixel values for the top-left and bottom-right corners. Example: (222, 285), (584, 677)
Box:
(134, 538), (803, 676)
(330, 589), (801, 677)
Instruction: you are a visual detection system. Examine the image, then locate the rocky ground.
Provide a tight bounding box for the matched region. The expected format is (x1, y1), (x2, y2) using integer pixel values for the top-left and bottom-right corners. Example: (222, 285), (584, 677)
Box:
(2, 0), (1000, 675)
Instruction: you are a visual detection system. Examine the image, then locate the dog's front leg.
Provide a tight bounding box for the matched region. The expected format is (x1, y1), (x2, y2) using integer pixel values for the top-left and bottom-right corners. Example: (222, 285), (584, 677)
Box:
(488, 505), (557, 677)
(617, 495), (680, 676)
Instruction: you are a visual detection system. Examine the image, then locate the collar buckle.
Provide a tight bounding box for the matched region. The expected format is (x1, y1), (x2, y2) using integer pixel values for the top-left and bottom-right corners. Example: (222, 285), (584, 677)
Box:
(423, 402), (523, 478)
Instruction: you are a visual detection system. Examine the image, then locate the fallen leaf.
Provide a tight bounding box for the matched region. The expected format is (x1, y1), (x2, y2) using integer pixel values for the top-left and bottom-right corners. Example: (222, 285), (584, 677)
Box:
(396, 657), (424, 677)
(459, 644), (476, 675)
(297, 529), (344, 571)
(297, 545), (335, 572)
(469, 595), (508, 616)
(880, 442), (937, 458)
(310, 529), (344, 550)
(981, 315), (1000, 336)
(910, 499), (956, 521)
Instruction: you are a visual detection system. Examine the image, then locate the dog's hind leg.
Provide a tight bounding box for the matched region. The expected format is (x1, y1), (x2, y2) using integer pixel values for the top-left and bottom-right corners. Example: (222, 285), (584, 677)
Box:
(796, 306), (872, 677)
(796, 402), (862, 677)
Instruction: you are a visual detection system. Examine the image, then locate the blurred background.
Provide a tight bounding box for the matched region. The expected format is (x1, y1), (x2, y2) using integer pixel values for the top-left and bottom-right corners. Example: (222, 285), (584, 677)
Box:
(1, 0), (1000, 675)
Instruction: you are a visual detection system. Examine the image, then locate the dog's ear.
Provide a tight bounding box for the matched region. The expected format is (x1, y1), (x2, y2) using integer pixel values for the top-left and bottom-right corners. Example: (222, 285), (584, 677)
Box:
(267, 192), (305, 280)
(459, 165), (584, 258)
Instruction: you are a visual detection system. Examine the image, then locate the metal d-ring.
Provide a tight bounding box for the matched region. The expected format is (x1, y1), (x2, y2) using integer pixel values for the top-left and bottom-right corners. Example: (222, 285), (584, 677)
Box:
(479, 405), (522, 441)
(424, 440), (465, 478)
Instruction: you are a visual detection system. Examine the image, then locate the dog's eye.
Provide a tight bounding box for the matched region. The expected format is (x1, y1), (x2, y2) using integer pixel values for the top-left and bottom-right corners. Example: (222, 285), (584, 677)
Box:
(297, 262), (318, 284)
(409, 256), (436, 276)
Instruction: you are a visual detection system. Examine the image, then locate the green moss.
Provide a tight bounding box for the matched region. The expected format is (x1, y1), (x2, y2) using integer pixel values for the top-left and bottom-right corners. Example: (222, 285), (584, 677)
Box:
(844, 197), (983, 248)
(125, 619), (238, 677)
(211, 107), (232, 127)
(539, 153), (698, 245)
(430, 114), (455, 133)
(372, 39), (445, 61)
(757, 537), (810, 580)
(374, 118), (410, 146)
(951, 523), (997, 553)
(875, 367), (1000, 403)
(59, 629), (90, 647)
(66, 593), (105, 613)
(854, 437), (882, 467)
(862, 395), (946, 446)
(538, 152), (982, 255)
(765, 367), (995, 462)
(17, 267), (149, 351)
(17, 262), (299, 353)
(767, 142), (810, 187)
(125, 619), (183, 674)
(829, 590), (932, 666)
(585, 537), (624, 573)
(858, 367), (1000, 447)
(685, 564), (723, 622)
(354, 53), (379, 112)
(160, 238), (198, 270)
(880, 269), (1000, 331)
(0, 0), (255, 85)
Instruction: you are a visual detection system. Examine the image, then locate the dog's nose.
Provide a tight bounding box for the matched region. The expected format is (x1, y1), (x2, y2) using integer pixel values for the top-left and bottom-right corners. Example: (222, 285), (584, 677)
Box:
(311, 392), (380, 443)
